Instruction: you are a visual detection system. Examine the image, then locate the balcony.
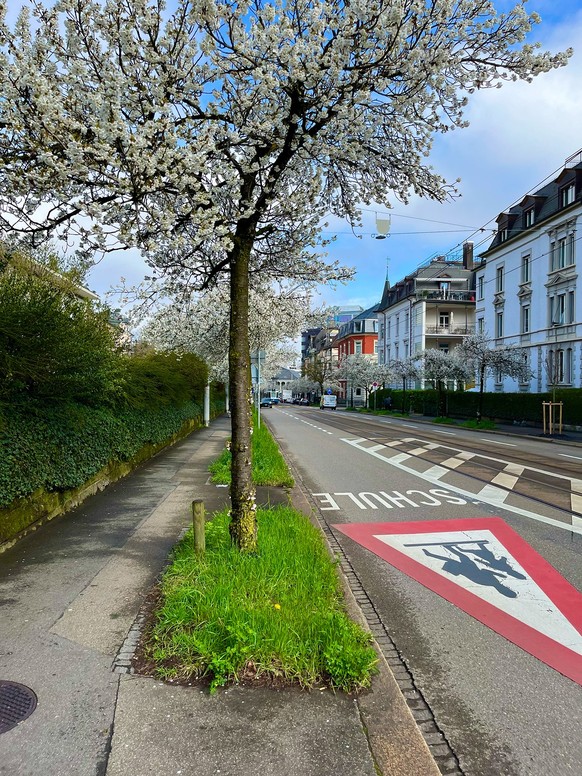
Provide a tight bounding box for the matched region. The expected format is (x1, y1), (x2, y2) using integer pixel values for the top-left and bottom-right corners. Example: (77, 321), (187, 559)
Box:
(425, 325), (476, 336)
(417, 290), (476, 302)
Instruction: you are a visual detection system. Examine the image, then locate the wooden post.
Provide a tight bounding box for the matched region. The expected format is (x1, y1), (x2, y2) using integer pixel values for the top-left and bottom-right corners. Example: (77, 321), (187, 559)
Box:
(192, 499), (205, 555)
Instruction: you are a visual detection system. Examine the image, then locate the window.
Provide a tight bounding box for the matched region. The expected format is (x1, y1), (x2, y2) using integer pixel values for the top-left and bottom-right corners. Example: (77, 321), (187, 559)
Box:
(496, 266), (504, 293)
(521, 306), (530, 334)
(499, 229), (508, 242)
(549, 349), (571, 384)
(354, 340), (362, 354)
(439, 343), (449, 354)
(387, 319), (391, 339)
(439, 312), (450, 329)
(495, 369), (503, 384)
(524, 208), (535, 228)
(373, 340), (378, 355)
(379, 322), (385, 340)
(439, 281), (450, 297)
(353, 320), (362, 333)
(561, 184), (575, 208)
(395, 316), (399, 337)
(496, 311), (503, 339)
(477, 275), (484, 300)
(478, 317), (485, 333)
(551, 233), (575, 271)
(551, 291), (575, 325)
(521, 254), (531, 283)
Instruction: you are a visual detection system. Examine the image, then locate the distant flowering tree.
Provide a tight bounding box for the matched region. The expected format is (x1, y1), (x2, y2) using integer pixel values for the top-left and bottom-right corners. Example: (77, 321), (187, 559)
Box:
(0, 1), (569, 549)
(417, 348), (471, 416)
(339, 354), (386, 408)
(387, 357), (421, 413)
(456, 334), (531, 421)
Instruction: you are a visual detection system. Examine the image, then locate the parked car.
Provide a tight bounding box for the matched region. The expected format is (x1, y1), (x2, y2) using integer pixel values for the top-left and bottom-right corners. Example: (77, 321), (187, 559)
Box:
(260, 398), (272, 408)
(299, 398), (309, 405)
(270, 397), (279, 404)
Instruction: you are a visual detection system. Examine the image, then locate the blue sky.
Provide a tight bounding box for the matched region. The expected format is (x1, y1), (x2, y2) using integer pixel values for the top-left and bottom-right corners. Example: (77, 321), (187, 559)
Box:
(6, 1), (582, 310)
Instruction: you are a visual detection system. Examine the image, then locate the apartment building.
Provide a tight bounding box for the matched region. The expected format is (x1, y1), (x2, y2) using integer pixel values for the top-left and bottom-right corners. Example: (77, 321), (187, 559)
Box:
(377, 245), (478, 385)
(477, 151), (582, 392)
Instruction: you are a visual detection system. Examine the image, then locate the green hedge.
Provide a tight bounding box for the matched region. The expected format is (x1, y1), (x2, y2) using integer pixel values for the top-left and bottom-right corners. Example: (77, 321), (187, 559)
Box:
(0, 400), (211, 508)
(373, 387), (582, 425)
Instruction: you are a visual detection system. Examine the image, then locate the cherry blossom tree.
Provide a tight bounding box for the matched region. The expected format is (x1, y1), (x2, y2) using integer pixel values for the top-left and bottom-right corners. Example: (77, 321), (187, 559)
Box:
(386, 356), (421, 413)
(456, 333), (531, 421)
(339, 354), (387, 408)
(0, 0), (569, 549)
(417, 348), (470, 416)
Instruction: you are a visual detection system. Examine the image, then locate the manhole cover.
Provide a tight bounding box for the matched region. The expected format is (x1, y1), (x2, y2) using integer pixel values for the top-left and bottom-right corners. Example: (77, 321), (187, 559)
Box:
(0, 681), (37, 734)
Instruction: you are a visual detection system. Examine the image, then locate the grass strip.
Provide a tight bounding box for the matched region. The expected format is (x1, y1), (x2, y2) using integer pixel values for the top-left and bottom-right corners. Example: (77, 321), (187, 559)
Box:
(146, 505), (378, 693)
(209, 413), (294, 487)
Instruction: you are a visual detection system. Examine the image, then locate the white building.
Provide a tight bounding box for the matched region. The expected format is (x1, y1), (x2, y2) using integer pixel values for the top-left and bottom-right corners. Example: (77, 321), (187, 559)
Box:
(478, 151), (582, 392)
(377, 247), (477, 386)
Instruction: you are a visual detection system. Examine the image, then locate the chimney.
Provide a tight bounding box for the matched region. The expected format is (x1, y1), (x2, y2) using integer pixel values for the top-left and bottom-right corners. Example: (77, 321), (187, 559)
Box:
(463, 241), (474, 270)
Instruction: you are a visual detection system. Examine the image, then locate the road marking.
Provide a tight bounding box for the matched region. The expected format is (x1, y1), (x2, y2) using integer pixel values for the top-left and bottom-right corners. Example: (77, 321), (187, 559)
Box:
(477, 484), (509, 503)
(341, 438), (582, 537)
(312, 489), (468, 511)
(482, 439), (517, 447)
(441, 456), (466, 469)
(423, 465), (448, 480)
(491, 472), (519, 490)
(335, 518), (582, 685)
(561, 454), (582, 461)
(402, 424), (419, 429)
(432, 430), (456, 435)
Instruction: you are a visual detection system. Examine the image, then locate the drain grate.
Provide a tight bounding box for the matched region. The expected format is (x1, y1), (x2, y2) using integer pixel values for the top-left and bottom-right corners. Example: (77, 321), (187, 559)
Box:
(0, 681), (37, 734)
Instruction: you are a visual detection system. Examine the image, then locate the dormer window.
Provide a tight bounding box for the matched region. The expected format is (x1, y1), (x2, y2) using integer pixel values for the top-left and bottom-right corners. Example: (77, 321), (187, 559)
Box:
(499, 228), (508, 241)
(524, 208), (535, 228)
(561, 183), (575, 208)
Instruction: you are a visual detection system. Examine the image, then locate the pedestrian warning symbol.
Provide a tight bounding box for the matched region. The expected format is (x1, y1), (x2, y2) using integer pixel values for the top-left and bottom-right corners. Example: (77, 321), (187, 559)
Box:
(334, 517), (582, 685)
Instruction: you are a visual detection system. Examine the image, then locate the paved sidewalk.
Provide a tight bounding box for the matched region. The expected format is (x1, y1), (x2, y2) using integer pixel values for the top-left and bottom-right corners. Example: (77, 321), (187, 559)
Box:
(0, 415), (438, 776)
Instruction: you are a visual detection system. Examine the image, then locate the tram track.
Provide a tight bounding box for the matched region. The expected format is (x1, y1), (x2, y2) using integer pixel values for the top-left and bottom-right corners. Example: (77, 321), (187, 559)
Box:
(286, 408), (582, 526)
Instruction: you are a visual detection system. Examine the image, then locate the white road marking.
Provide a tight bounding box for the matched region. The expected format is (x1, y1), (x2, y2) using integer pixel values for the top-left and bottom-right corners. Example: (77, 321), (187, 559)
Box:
(490, 472), (519, 490)
(504, 463), (525, 476)
(561, 454), (582, 461)
(482, 439), (517, 447)
(476, 484), (510, 503)
(402, 424), (419, 429)
(422, 465), (449, 480)
(341, 438), (582, 537)
(440, 457), (466, 469)
(433, 430), (456, 435)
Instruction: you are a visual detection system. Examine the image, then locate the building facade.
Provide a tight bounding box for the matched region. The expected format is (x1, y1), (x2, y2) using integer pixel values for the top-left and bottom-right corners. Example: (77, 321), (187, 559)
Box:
(377, 247), (478, 386)
(478, 152), (582, 392)
(335, 304), (379, 404)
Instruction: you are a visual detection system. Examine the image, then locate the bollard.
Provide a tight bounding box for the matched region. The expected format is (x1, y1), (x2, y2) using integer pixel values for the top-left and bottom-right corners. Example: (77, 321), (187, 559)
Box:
(192, 499), (205, 555)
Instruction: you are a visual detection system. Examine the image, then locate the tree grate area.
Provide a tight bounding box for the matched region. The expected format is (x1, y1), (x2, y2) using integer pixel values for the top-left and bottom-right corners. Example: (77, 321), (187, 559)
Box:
(0, 681), (38, 734)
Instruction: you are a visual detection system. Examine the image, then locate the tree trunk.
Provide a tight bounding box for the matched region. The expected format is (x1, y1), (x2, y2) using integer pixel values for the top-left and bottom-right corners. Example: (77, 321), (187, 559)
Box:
(228, 229), (257, 552)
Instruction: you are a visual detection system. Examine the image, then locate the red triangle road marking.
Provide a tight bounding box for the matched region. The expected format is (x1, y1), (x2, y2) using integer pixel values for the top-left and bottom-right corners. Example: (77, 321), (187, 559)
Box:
(334, 517), (582, 685)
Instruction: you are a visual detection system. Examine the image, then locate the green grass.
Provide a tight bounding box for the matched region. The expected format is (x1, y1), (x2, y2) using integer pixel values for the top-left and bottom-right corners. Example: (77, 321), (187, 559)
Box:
(461, 418), (496, 430)
(209, 414), (294, 487)
(431, 416), (458, 425)
(146, 506), (378, 692)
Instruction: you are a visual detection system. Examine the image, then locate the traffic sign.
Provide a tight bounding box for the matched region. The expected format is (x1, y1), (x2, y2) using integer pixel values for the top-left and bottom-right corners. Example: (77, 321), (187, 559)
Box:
(334, 517), (582, 685)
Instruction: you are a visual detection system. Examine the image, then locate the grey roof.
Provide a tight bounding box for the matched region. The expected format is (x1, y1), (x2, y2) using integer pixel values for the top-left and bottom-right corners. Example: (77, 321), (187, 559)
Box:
(482, 161), (582, 255)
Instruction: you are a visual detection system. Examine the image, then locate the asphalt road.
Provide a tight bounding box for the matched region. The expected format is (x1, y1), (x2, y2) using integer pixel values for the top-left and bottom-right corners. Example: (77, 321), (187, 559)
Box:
(265, 406), (582, 776)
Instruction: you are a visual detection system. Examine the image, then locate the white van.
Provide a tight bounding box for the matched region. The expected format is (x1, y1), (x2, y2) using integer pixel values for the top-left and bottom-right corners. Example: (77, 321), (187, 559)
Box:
(319, 394), (337, 410)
